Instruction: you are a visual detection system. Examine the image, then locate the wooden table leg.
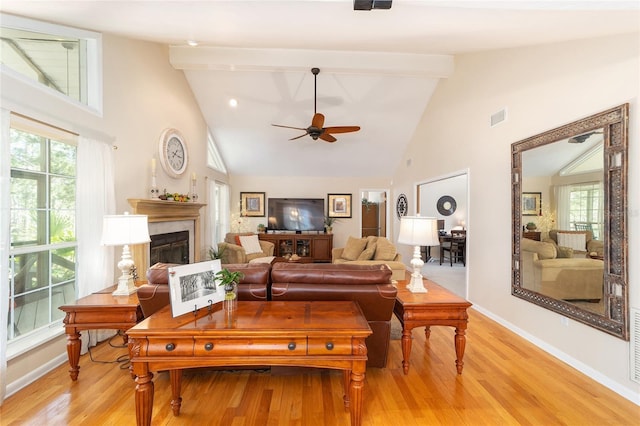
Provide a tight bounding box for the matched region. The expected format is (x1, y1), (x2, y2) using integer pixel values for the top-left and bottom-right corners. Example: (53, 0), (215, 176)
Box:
(401, 327), (413, 375)
(170, 370), (183, 415)
(342, 370), (350, 408)
(135, 370), (154, 426)
(424, 326), (432, 340)
(349, 364), (366, 426)
(65, 329), (81, 381)
(454, 326), (467, 374)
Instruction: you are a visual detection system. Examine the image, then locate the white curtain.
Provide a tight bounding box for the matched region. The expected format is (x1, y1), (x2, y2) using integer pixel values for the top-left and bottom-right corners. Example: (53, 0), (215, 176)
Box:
(76, 136), (116, 348)
(0, 109), (11, 403)
(208, 180), (230, 245)
(555, 184), (571, 230)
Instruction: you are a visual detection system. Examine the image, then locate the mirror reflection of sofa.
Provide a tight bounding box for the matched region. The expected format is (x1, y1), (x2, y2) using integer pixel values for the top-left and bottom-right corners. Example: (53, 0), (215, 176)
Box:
(546, 229), (604, 257)
(520, 237), (603, 301)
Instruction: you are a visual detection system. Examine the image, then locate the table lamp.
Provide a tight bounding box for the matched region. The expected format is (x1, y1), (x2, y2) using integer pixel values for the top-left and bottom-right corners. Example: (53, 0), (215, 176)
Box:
(398, 215), (439, 293)
(101, 212), (150, 296)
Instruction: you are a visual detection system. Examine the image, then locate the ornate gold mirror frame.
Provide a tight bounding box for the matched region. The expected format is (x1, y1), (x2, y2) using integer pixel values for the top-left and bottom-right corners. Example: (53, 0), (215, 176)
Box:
(511, 104), (629, 340)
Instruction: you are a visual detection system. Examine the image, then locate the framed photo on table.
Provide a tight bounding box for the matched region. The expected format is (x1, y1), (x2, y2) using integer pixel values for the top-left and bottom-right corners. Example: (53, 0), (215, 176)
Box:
(167, 260), (223, 317)
(522, 192), (542, 216)
(328, 193), (352, 218)
(241, 192), (265, 217)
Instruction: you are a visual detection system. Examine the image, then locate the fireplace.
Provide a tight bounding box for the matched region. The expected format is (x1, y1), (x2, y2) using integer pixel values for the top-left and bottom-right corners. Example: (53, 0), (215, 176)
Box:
(128, 199), (206, 275)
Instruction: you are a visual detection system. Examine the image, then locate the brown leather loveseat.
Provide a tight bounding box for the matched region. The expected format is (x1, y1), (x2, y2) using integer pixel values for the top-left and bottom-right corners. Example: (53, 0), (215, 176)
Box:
(270, 262), (396, 368)
(137, 262), (271, 318)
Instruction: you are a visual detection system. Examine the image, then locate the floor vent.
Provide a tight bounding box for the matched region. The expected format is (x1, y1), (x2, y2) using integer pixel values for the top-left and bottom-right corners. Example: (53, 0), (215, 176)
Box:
(631, 307), (640, 384)
(490, 108), (507, 127)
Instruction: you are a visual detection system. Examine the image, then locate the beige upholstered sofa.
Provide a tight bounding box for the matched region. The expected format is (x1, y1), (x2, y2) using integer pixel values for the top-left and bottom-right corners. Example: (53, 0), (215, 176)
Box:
(520, 238), (603, 301)
(332, 236), (405, 281)
(218, 232), (274, 264)
(547, 229), (604, 257)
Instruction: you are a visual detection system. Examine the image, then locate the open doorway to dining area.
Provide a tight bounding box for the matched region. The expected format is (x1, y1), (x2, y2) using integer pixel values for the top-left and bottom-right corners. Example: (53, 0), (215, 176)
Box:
(417, 172), (469, 298)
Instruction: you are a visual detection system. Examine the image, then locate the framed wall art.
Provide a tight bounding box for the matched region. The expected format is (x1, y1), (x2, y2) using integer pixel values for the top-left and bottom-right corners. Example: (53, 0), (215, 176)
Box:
(167, 260), (223, 317)
(327, 193), (352, 218)
(522, 192), (542, 216)
(241, 192), (265, 217)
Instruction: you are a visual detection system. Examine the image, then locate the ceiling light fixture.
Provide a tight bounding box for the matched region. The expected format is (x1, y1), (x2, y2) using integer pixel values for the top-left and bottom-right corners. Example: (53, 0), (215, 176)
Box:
(187, 40), (198, 47)
(229, 98), (238, 108)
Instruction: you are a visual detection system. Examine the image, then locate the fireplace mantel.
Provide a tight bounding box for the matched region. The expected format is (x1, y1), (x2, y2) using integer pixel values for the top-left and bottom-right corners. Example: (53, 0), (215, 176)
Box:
(128, 199), (206, 274)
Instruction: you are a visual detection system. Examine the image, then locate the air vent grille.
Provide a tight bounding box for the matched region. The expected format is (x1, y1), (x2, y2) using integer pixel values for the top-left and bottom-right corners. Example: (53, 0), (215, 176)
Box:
(631, 307), (640, 384)
(490, 108), (507, 127)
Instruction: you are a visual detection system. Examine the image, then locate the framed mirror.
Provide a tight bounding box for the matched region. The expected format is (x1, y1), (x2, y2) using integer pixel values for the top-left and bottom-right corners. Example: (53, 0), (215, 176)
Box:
(511, 104), (629, 340)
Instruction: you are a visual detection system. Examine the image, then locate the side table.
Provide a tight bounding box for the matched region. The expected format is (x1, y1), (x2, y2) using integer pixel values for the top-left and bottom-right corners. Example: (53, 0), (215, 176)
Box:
(393, 279), (472, 375)
(59, 285), (143, 381)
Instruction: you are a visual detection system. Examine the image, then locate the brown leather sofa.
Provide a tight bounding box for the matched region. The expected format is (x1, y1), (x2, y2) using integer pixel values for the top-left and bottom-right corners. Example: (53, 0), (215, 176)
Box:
(270, 262), (396, 368)
(137, 262), (271, 318)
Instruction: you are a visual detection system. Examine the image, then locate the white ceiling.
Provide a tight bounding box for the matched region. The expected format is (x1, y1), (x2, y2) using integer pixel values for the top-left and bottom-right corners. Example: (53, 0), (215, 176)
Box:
(1, 1), (638, 177)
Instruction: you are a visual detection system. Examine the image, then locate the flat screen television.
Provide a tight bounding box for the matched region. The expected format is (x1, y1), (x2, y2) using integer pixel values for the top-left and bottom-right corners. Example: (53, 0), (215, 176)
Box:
(267, 198), (325, 232)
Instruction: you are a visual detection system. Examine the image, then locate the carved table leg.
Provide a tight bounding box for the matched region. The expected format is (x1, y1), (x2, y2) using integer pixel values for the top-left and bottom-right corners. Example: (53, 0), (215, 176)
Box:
(424, 326), (432, 340)
(135, 370), (154, 426)
(170, 369), (183, 415)
(65, 329), (81, 381)
(401, 327), (413, 375)
(349, 366), (366, 426)
(342, 370), (350, 408)
(454, 326), (467, 374)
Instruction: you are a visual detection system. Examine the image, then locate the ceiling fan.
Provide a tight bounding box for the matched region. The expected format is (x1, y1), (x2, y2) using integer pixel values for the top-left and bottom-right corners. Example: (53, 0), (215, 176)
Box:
(272, 67), (360, 143)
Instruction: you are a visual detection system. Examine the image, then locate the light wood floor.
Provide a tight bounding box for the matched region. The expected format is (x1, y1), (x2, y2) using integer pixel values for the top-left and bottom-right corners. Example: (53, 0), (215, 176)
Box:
(2, 309), (638, 425)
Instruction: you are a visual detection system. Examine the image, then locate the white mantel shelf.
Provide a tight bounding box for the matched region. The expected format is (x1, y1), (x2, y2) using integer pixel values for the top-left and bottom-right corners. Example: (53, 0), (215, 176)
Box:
(128, 198), (206, 273)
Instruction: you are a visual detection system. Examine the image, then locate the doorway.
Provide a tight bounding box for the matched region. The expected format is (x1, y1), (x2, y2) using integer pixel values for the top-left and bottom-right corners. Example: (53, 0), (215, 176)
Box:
(360, 190), (388, 238)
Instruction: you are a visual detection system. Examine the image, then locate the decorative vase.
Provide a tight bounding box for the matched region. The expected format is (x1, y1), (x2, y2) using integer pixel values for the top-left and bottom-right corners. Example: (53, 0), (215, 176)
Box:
(526, 223), (537, 231)
(223, 282), (238, 311)
(326, 226), (333, 234)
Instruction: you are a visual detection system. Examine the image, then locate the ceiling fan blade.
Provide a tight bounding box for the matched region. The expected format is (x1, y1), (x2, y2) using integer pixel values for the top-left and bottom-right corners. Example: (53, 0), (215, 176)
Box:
(319, 133), (337, 143)
(289, 133), (309, 141)
(311, 113), (325, 129)
(323, 126), (361, 134)
(272, 124), (307, 130)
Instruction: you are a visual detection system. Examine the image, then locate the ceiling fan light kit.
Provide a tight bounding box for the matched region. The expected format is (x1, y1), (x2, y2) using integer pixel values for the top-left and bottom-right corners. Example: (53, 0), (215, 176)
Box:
(272, 68), (360, 143)
(354, 0), (392, 11)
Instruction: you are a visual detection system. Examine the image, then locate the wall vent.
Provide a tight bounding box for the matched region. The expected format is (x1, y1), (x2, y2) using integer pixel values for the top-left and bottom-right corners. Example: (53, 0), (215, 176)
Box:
(490, 108), (507, 127)
(631, 307), (640, 384)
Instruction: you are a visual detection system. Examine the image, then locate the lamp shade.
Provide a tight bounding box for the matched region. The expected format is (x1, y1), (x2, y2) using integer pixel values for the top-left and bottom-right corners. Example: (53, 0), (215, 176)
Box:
(101, 213), (150, 246)
(398, 216), (439, 246)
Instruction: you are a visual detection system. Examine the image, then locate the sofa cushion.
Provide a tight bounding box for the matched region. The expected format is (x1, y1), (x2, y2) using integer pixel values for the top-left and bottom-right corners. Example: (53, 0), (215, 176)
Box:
(521, 238), (556, 260)
(239, 234), (262, 254)
(357, 247), (376, 260)
(374, 237), (397, 261)
(556, 246), (574, 258)
(342, 236), (367, 260)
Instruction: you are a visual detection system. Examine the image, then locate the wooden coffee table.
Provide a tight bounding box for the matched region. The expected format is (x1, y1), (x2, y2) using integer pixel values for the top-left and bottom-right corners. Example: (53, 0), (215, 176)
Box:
(393, 279), (472, 375)
(59, 285), (143, 381)
(127, 301), (371, 426)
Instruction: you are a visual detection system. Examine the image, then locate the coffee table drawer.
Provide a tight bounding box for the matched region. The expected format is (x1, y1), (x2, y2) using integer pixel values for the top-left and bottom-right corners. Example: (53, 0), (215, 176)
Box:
(146, 338), (194, 356)
(194, 338), (307, 356)
(308, 337), (352, 355)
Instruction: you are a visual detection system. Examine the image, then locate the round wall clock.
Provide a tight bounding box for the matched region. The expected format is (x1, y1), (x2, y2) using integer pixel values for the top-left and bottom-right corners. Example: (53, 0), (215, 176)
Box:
(437, 195), (457, 216)
(158, 128), (188, 178)
(396, 194), (408, 219)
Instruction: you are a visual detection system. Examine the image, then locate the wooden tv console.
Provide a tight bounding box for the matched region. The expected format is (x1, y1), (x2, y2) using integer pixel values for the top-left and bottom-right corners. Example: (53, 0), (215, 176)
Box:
(258, 232), (333, 262)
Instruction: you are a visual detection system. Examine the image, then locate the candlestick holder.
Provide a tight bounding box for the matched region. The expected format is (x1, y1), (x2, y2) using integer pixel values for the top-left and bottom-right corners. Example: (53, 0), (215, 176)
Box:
(150, 174), (159, 199)
(190, 180), (198, 202)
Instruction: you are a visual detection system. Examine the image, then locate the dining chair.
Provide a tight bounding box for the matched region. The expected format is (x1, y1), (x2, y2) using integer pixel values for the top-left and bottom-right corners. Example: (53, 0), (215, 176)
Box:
(440, 229), (466, 266)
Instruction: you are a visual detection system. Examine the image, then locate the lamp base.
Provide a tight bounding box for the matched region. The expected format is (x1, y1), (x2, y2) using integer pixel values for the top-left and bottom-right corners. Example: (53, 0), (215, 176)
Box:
(112, 276), (137, 296)
(407, 274), (428, 293)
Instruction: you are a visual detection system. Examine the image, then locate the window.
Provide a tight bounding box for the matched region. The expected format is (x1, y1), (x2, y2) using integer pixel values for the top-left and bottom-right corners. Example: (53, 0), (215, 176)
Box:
(8, 117), (77, 345)
(1, 14), (102, 113)
(207, 131), (227, 174)
(568, 182), (603, 240)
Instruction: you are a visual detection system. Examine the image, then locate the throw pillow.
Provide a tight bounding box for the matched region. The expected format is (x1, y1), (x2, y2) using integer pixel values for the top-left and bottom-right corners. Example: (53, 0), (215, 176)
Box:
(557, 232), (586, 252)
(374, 237), (397, 261)
(365, 236), (378, 250)
(521, 238), (557, 260)
(341, 237), (367, 261)
(357, 247), (376, 261)
(238, 235), (263, 254)
(556, 246), (574, 258)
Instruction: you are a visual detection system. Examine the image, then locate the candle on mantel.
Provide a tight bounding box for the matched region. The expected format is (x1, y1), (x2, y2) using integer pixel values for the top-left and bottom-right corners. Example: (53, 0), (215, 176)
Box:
(151, 158), (156, 175)
(191, 172), (196, 181)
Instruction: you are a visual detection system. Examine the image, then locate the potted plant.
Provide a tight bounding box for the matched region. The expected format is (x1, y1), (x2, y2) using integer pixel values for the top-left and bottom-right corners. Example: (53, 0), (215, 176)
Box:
(526, 222), (537, 231)
(208, 244), (227, 262)
(324, 216), (338, 234)
(215, 268), (244, 309)
(257, 223), (266, 233)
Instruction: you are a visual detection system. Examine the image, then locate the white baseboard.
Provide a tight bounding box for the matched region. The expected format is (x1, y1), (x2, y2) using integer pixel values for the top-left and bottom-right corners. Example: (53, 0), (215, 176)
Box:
(5, 352), (67, 399)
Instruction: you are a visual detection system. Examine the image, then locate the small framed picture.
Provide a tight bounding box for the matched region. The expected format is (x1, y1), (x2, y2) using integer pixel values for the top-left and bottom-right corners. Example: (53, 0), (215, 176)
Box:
(167, 260), (223, 317)
(327, 193), (352, 218)
(241, 192), (265, 217)
(522, 192), (542, 216)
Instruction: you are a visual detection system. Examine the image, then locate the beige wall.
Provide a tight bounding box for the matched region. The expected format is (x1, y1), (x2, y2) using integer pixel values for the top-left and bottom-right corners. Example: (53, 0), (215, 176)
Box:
(392, 33), (639, 401)
(229, 175), (391, 249)
(2, 34), (212, 391)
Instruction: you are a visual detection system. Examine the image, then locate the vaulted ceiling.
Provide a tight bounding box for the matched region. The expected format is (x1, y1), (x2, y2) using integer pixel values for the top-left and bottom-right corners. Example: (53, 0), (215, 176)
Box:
(2, 1), (638, 177)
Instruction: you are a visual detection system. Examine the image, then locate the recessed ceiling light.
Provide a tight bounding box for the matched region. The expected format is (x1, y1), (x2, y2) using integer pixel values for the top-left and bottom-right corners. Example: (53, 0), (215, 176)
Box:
(229, 98), (238, 108)
(187, 40), (198, 47)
